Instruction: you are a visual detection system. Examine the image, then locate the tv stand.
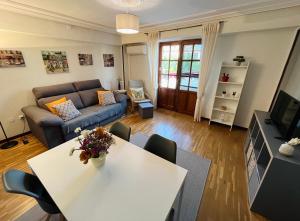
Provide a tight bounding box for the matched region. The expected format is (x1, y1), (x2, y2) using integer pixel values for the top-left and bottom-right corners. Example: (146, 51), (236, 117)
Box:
(244, 110), (300, 220)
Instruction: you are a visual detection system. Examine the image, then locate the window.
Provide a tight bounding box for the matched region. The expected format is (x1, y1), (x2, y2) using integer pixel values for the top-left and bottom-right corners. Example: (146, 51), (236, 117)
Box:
(159, 40), (202, 92)
(160, 44), (180, 89)
(180, 43), (202, 92)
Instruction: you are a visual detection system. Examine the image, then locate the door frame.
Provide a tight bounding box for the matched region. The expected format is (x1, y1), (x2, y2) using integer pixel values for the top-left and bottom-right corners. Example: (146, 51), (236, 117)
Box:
(157, 39), (201, 115)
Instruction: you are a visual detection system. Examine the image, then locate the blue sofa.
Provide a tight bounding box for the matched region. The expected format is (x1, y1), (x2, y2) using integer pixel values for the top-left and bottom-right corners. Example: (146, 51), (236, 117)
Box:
(22, 79), (127, 148)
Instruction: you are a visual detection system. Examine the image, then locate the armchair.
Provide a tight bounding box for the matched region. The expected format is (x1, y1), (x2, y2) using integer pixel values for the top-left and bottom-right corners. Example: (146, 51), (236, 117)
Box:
(128, 80), (152, 112)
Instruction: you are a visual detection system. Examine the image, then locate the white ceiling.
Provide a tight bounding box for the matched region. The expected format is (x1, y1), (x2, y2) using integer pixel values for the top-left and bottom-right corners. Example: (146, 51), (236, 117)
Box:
(1, 0), (300, 32)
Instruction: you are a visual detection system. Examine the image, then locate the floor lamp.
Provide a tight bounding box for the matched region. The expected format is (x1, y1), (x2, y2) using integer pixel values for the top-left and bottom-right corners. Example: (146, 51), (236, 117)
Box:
(0, 121), (18, 149)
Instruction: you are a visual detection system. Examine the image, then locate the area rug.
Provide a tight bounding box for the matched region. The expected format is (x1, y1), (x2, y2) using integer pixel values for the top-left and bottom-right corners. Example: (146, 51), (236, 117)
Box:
(130, 132), (211, 221)
(15, 133), (211, 221)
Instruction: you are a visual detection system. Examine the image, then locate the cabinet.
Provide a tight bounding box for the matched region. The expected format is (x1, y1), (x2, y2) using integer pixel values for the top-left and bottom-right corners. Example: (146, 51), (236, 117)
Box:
(244, 111), (300, 220)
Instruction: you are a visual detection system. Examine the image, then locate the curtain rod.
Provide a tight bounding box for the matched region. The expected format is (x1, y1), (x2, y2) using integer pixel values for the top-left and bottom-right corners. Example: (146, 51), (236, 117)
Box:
(144, 21), (223, 35)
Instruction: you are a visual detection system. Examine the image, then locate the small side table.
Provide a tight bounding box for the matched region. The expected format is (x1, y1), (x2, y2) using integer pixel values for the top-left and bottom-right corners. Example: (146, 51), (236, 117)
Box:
(138, 103), (154, 119)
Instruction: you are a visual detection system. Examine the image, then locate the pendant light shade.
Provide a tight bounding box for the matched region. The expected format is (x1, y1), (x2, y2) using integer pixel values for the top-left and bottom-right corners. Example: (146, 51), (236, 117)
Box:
(116, 13), (139, 34)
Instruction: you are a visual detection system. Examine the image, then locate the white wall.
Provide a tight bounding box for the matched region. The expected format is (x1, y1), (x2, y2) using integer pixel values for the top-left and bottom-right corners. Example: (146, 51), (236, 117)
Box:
(278, 32), (300, 100)
(0, 33), (122, 140)
(284, 54), (300, 100)
(122, 7), (299, 128)
(123, 45), (151, 94)
(0, 9), (120, 45)
(0, 8), (123, 140)
(203, 28), (296, 127)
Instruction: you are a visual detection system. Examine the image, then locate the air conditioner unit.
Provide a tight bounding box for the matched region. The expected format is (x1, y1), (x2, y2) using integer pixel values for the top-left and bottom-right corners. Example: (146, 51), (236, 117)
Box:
(126, 45), (147, 55)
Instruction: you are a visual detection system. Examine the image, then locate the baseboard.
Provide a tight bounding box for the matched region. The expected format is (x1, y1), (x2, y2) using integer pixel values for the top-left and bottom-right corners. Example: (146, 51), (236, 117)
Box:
(0, 131), (31, 144)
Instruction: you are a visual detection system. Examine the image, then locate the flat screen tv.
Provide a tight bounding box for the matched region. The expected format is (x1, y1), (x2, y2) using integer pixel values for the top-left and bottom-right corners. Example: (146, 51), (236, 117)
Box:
(270, 90), (300, 139)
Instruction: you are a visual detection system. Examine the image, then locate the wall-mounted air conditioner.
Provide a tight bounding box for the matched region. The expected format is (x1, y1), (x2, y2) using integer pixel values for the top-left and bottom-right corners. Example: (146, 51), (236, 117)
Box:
(126, 45), (147, 55)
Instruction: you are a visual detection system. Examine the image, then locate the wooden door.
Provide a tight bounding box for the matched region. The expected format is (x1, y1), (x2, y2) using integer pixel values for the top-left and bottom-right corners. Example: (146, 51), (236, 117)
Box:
(157, 40), (202, 115)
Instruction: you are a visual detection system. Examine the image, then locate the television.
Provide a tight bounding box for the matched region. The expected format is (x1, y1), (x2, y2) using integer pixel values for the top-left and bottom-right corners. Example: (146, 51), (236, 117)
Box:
(270, 90), (300, 139)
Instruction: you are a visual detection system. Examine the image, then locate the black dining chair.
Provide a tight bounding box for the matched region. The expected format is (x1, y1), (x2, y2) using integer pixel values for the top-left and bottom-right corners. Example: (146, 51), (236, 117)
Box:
(109, 122), (131, 141)
(144, 134), (177, 164)
(2, 169), (61, 218)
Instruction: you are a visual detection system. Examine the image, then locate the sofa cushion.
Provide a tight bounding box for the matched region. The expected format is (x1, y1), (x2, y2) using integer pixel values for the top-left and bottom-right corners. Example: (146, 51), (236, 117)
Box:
(53, 100), (81, 122)
(78, 88), (105, 107)
(45, 97), (67, 115)
(38, 92), (84, 110)
(73, 79), (103, 91)
(97, 91), (116, 106)
(61, 103), (122, 136)
(33, 83), (76, 100)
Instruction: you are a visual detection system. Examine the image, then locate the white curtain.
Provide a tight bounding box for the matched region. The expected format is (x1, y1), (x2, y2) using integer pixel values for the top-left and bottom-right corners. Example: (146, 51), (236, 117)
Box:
(147, 32), (160, 107)
(194, 22), (220, 122)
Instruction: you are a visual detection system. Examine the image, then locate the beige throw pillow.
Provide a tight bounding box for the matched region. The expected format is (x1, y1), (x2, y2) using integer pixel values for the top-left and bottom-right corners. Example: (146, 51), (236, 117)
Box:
(97, 91), (116, 106)
(130, 88), (145, 101)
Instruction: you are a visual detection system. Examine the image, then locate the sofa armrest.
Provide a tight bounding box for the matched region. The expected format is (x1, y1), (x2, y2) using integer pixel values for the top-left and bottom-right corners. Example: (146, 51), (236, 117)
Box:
(22, 105), (64, 127)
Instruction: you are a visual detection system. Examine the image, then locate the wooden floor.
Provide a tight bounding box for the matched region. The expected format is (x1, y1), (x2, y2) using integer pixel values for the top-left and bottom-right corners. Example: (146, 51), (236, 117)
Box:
(0, 108), (267, 221)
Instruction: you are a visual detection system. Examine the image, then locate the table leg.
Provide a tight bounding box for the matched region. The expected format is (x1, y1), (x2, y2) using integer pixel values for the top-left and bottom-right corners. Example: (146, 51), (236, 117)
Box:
(176, 180), (185, 221)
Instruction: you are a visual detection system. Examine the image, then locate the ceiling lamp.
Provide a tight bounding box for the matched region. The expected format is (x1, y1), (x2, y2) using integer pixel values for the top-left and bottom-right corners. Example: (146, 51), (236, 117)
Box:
(116, 13), (139, 34)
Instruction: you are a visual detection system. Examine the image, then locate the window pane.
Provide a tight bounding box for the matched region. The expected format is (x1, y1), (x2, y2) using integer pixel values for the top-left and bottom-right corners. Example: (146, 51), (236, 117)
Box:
(161, 61), (169, 74)
(191, 61), (200, 74)
(170, 45), (179, 60)
(160, 75), (168, 88)
(189, 77), (199, 88)
(169, 61), (178, 75)
(168, 75), (177, 89)
(162, 46), (170, 60)
(183, 45), (193, 60)
(194, 44), (202, 51)
(180, 86), (188, 91)
(193, 44), (202, 60)
(189, 87), (198, 92)
(180, 77), (189, 86)
(181, 61), (191, 74)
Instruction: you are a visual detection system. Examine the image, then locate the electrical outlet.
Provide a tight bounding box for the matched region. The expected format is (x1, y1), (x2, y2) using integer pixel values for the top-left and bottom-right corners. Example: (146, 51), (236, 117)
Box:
(18, 114), (25, 120)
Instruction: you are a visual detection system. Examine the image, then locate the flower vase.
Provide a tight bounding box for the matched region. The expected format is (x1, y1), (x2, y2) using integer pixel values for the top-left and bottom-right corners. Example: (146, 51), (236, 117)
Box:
(279, 143), (294, 157)
(91, 153), (106, 167)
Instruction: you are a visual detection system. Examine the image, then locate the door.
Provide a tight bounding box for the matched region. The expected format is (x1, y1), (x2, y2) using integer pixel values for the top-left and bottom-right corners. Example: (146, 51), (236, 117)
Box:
(157, 39), (202, 115)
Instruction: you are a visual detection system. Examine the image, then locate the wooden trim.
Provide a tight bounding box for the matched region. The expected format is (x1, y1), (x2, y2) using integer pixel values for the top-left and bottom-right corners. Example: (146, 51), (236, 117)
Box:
(0, 131), (31, 144)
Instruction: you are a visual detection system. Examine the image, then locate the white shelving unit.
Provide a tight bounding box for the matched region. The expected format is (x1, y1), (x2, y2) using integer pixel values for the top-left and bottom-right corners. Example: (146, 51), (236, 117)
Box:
(209, 62), (250, 130)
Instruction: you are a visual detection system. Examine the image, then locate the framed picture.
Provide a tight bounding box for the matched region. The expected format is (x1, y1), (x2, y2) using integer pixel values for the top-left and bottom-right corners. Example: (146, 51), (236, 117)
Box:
(78, 54), (93, 65)
(0, 50), (25, 67)
(41, 51), (69, 74)
(103, 54), (114, 67)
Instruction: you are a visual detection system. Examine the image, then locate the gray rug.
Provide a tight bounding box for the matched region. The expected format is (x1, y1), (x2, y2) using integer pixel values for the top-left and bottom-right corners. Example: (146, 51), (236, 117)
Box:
(130, 133), (211, 221)
(15, 133), (211, 221)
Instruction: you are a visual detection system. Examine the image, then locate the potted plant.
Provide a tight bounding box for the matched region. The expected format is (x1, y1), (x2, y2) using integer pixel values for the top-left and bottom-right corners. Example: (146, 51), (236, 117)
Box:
(221, 73), (230, 82)
(70, 127), (115, 167)
(233, 56), (246, 66)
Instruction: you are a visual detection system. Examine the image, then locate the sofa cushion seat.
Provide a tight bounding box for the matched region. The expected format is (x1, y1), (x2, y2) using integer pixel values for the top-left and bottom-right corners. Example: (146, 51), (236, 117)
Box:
(61, 103), (122, 136)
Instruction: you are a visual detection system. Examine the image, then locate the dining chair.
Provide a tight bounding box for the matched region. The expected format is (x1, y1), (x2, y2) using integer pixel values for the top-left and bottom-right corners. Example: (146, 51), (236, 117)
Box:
(144, 134), (177, 164)
(128, 80), (152, 112)
(2, 169), (62, 220)
(109, 122), (131, 141)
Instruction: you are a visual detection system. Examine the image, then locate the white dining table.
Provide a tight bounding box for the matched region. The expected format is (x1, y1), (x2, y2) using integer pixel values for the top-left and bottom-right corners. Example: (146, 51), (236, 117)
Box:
(28, 135), (187, 221)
